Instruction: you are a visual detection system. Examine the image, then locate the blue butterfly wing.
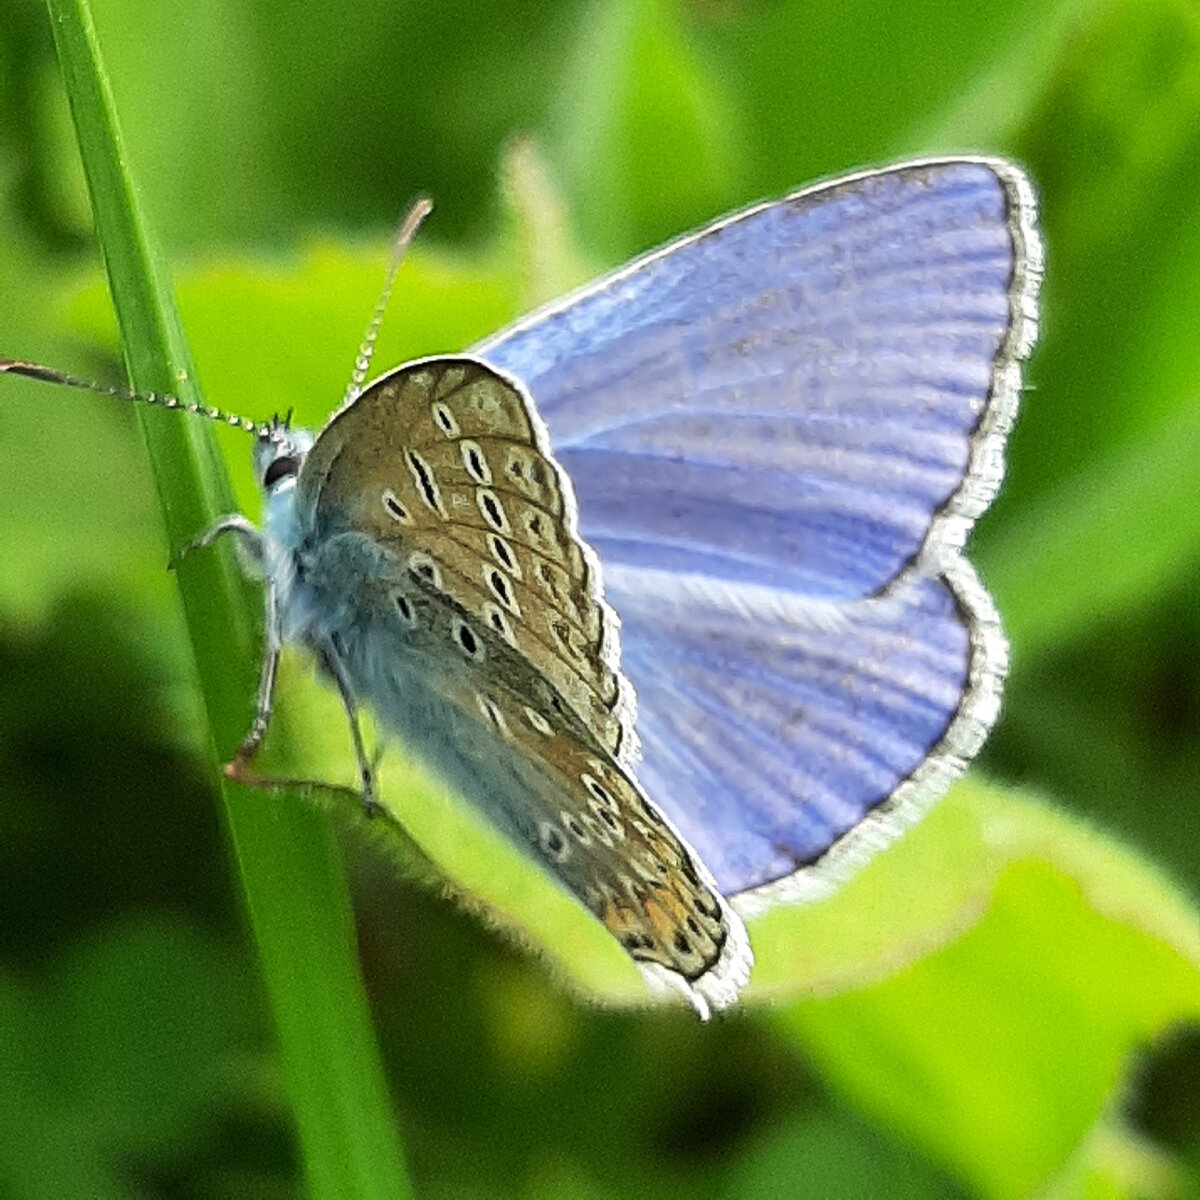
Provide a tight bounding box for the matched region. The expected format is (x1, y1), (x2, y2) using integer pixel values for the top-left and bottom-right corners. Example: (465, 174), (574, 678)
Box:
(476, 158), (1040, 898)
(479, 160), (1039, 598)
(601, 563), (1004, 901)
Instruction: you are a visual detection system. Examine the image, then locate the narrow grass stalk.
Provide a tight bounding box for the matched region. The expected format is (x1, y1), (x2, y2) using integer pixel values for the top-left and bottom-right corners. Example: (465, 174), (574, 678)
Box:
(44, 0), (411, 1193)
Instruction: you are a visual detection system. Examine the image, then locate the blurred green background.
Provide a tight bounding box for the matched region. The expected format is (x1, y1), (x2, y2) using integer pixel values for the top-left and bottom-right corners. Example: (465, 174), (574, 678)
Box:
(1, 0), (1199, 1196)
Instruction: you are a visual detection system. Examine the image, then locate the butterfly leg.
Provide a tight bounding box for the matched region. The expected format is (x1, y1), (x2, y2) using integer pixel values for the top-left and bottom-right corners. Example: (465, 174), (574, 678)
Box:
(210, 571), (378, 823)
(176, 519), (377, 820)
(317, 633), (382, 819)
(226, 574), (283, 773)
(219, 594), (379, 822)
(168, 513), (265, 571)
(167, 513), (282, 771)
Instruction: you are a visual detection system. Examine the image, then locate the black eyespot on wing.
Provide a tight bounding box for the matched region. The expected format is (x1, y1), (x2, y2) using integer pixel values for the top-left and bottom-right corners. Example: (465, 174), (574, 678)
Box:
(456, 622), (479, 656)
(490, 570), (512, 606)
(406, 450), (442, 512)
(384, 492), (410, 522)
(539, 821), (569, 862)
(263, 454), (299, 488)
(432, 402), (457, 435)
(477, 489), (506, 528)
(408, 553), (440, 585)
(466, 444), (487, 480)
(490, 536), (515, 571)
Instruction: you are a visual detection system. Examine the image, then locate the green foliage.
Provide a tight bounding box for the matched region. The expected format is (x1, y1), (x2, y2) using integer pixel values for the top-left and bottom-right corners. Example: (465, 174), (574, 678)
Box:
(0, 916), (258, 1200)
(1, 0), (1198, 1196)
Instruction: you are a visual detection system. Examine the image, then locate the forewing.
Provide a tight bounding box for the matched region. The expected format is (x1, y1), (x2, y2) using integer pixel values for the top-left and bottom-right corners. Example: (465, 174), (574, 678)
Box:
(297, 357), (634, 760)
(477, 158), (1040, 599)
(296, 357), (751, 1006)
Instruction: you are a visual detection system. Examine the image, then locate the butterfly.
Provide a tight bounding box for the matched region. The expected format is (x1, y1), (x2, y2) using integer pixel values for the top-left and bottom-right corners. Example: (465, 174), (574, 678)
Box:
(2, 156), (1041, 1017)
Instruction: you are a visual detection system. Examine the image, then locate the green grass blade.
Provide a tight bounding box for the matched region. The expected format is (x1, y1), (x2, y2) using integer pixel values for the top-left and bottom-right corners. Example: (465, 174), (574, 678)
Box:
(44, 0), (411, 1194)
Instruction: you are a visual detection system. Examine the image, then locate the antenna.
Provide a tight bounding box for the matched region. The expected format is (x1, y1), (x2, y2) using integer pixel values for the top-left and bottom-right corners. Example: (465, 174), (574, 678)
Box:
(4, 197), (434, 434)
(0, 359), (283, 441)
(343, 195), (433, 406)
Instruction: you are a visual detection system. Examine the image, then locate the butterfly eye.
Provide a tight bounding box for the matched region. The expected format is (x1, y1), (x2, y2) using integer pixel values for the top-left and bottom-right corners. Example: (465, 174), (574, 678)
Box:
(263, 454), (299, 488)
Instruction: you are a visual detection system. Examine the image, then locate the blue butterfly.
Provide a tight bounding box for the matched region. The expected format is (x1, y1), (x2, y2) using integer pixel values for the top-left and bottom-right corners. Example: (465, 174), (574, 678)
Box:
(2, 157), (1041, 1017)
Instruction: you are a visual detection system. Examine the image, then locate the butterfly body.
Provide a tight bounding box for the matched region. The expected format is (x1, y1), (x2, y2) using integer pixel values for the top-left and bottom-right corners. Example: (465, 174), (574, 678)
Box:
(2, 155), (1040, 1015)
(246, 158), (1038, 1013)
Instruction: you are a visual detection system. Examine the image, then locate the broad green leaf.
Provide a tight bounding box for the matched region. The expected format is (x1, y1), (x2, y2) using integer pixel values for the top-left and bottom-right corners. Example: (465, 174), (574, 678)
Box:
(775, 780), (1200, 1198)
(688, 0), (1066, 189)
(991, 0), (1200, 518)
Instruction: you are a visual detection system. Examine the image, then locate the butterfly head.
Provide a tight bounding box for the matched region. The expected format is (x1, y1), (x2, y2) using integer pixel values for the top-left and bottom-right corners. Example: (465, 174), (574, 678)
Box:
(254, 417), (314, 496)
(254, 420), (315, 554)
